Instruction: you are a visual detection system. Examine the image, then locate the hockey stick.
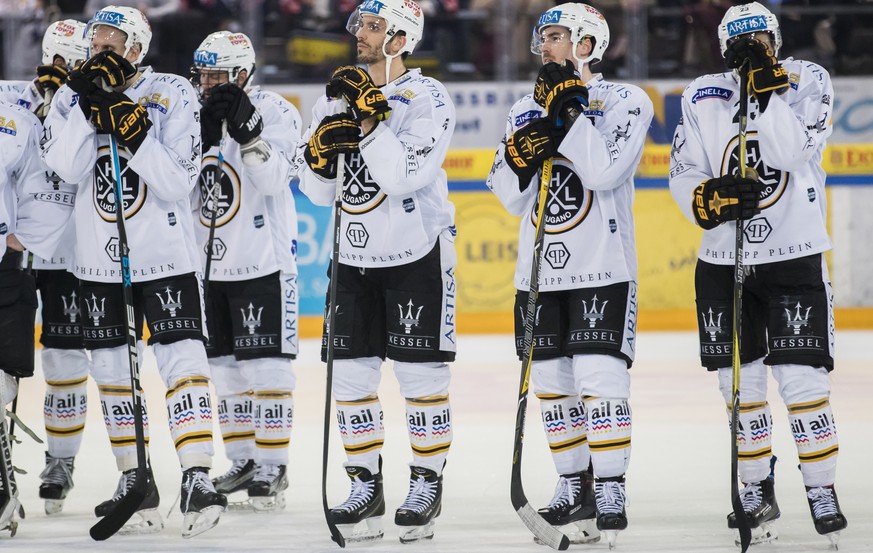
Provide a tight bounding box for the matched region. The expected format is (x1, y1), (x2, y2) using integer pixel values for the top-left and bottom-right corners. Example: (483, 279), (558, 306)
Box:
(322, 114), (347, 548)
(203, 122), (227, 301)
(729, 61), (754, 553)
(90, 136), (149, 541)
(510, 159), (570, 551)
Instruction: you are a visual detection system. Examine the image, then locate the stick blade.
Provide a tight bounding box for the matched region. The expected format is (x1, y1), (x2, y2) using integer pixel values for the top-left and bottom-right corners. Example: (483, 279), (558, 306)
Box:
(514, 502), (570, 551)
(89, 474), (148, 541)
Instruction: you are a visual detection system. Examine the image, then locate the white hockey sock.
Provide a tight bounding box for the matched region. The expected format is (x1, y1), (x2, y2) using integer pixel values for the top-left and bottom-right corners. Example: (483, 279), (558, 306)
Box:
(254, 390), (293, 465)
(585, 396), (632, 478)
(406, 395), (452, 474)
(537, 393), (589, 475)
(166, 376), (215, 469)
(729, 401), (773, 483)
(42, 348), (90, 459)
(217, 392), (255, 461)
(787, 397), (839, 487)
(98, 384), (151, 471)
(336, 395), (384, 475)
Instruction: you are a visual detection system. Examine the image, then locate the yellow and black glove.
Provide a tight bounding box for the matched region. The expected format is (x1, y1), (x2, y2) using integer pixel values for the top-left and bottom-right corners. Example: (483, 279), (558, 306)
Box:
(91, 91), (152, 153)
(692, 174), (764, 230)
(304, 113), (361, 180)
(326, 65), (391, 123)
(36, 64), (69, 95)
(504, 118), (565, 191)
(533, 60), (588, 128)
(77, 51), (137, 90)
(724, 37), (789, 113)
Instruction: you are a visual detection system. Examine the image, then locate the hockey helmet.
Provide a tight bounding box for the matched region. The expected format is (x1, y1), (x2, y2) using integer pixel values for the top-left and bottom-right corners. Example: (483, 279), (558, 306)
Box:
(530, 3), (610, 65)
(718, 1), (782, 58)
(191, 31), (256, 94)
(346, 0), (425, 56)
(42, 19), (88, 67)
(86, 6), (152, 64)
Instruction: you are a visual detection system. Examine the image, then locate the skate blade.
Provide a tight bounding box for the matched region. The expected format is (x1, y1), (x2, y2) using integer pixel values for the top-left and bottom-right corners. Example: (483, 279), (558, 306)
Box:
(337, 516), (384, 543)
(398, 520), (436, 544)
(251, 492), (286, 513)
(734, 522), (778, 546)
(226, 499), (254, 512)
(182, 505), (224, 539)
(117, 508), (165, 536)
(1, 498), (22, 537)
(44, 498), (65, 516)
(533, 519), (601, 546)
(827, 531), (841, 551)
(603, 529), (621, 550)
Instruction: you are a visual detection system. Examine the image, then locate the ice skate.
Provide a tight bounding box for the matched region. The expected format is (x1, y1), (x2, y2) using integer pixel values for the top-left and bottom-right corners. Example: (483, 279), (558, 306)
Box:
(248, 464), (288, 513)
(595, 476), (627, 550)
(806, 485), (847, 550)
(212, 458), (255, 510)
(535, 468), (599, 545)
(38, 453), (75, 515)
(180, 467), (227, 538)
(95, 465), (163, 535)
(728, 473), (780, 546)
(329, 465), (385, 543)
(395, 466), (443, 543)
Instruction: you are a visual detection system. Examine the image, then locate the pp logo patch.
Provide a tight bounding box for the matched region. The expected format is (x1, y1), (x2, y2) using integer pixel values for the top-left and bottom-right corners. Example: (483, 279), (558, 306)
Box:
(93, 147), (146, 222)
(346, 222), (369, 248)
(544, 242), (570, 269)
(744, 217), (772, 244)
(722, 133), (788, 210)
(530, 160), (593, 234)
(198, 156), (241, 228)
(342, 153), (385, 214)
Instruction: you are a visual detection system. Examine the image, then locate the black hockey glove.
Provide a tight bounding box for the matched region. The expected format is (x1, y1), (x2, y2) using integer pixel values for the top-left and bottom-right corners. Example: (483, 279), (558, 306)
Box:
(724, 37), (789, 113)
(36, 64), (69, 95)
(66, 67), (99, 119)
(692, 174), (763, 230)
(77, 51), (137, 90)
(304, 113), (361, 180)
(534, 60), (589, 128)
(204, 83), (264, 145)
(326, 65), (391, 123)
(200, 107), (223, 152)
(91, 90), (152, 153)
(504, 118), (565, 191)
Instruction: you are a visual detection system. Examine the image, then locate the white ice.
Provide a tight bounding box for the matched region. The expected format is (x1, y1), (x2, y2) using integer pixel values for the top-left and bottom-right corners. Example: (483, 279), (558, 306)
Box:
(6, 331), (872, 552)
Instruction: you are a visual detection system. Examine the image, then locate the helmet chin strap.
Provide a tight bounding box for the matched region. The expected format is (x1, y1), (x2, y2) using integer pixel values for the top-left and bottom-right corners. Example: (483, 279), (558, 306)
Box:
(382, 40), (400, 87)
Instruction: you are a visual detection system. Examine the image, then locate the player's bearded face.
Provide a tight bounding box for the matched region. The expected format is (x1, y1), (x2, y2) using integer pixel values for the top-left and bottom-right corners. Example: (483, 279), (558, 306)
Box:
(199, 69), (229, 99)
(355, 15), (388, 64)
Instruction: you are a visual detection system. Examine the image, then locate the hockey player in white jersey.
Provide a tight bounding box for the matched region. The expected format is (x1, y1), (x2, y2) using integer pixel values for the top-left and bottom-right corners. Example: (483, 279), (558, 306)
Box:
(190, 30), (302, 512)
(669, 2), (847, 548)
(487, 3), (653, 548)
(298, 0), (457, 543)
(41, 6), (227, 537)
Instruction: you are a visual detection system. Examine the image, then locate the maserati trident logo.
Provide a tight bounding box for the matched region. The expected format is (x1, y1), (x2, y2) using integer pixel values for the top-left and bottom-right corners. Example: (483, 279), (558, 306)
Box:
(785, 302), (812, 335)
(241, 303), (263, 335)
(157, 287), (182, 317)
(398, 300), (423, 334)
(581, 295), (607, 328)
(702, 307), (724, 341)
(85, 294), (105, 325)
(518, 304), (543, 326)
(62, 291), (80, 323)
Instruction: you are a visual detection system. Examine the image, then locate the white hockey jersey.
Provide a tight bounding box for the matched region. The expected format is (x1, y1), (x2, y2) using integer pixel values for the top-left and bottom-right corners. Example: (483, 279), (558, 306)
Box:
(0, 100), (74, 264)
(669, 59), (834, 266)
(0, 81), (30, 107)
(488, 74), (654, 292)
(297, 68), (456, 268)
(193, 87), (302, 280)
(42, 67), (202, 283)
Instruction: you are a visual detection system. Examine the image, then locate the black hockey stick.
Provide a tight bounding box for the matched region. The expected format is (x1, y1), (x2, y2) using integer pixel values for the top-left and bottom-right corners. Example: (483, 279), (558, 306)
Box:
(322, 145), (347, 548)
(90, 137), (149, 541)
(202, 122), (227, 301)
(729, 61), (755, 553)
(510, 159), (570, 551)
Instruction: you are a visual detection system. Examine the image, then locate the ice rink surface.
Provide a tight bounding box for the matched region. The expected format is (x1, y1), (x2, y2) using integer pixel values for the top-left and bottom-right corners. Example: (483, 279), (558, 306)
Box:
(6, 331), (872, 552)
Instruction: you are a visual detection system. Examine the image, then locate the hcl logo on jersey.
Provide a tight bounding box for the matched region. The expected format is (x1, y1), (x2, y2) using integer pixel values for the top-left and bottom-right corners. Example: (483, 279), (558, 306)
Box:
(538, 10), (562, 27)
(726, 15), (768, 38)
(92, 10), (124, 27)
(360, 0), (385, 16)
(194, 50), (218, 66)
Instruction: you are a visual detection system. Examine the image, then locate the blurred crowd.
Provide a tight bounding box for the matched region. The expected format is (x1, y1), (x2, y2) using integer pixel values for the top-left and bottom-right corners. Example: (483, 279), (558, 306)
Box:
(2, 0), (873, 82)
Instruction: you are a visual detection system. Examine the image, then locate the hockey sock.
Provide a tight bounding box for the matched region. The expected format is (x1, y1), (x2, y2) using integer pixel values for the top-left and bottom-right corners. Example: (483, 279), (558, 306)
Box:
(217, 392), (255, 461)
(98, 383), (151, 471)
(787, 397), (839, 487)
(584, 397), (632, 478)
(537, 393), (589, 475)
(405, 395), (452, 474)
(166, 376), (215, 469)
(336, 395), (384, 475)
(42, 348), (90, 458)
(729, 401), (773, 483)
(254, 390), (293, 465)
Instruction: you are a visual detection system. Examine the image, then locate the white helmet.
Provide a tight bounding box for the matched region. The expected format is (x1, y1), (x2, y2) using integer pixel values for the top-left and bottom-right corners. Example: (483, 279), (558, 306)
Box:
(192, 31), (256, 90)
(530, 3), (610, 65)
(718, 1), (782, 58)
(42, 19), (88, 67)
(346, 0), (425, 56)
(86, 6), (152, 64)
